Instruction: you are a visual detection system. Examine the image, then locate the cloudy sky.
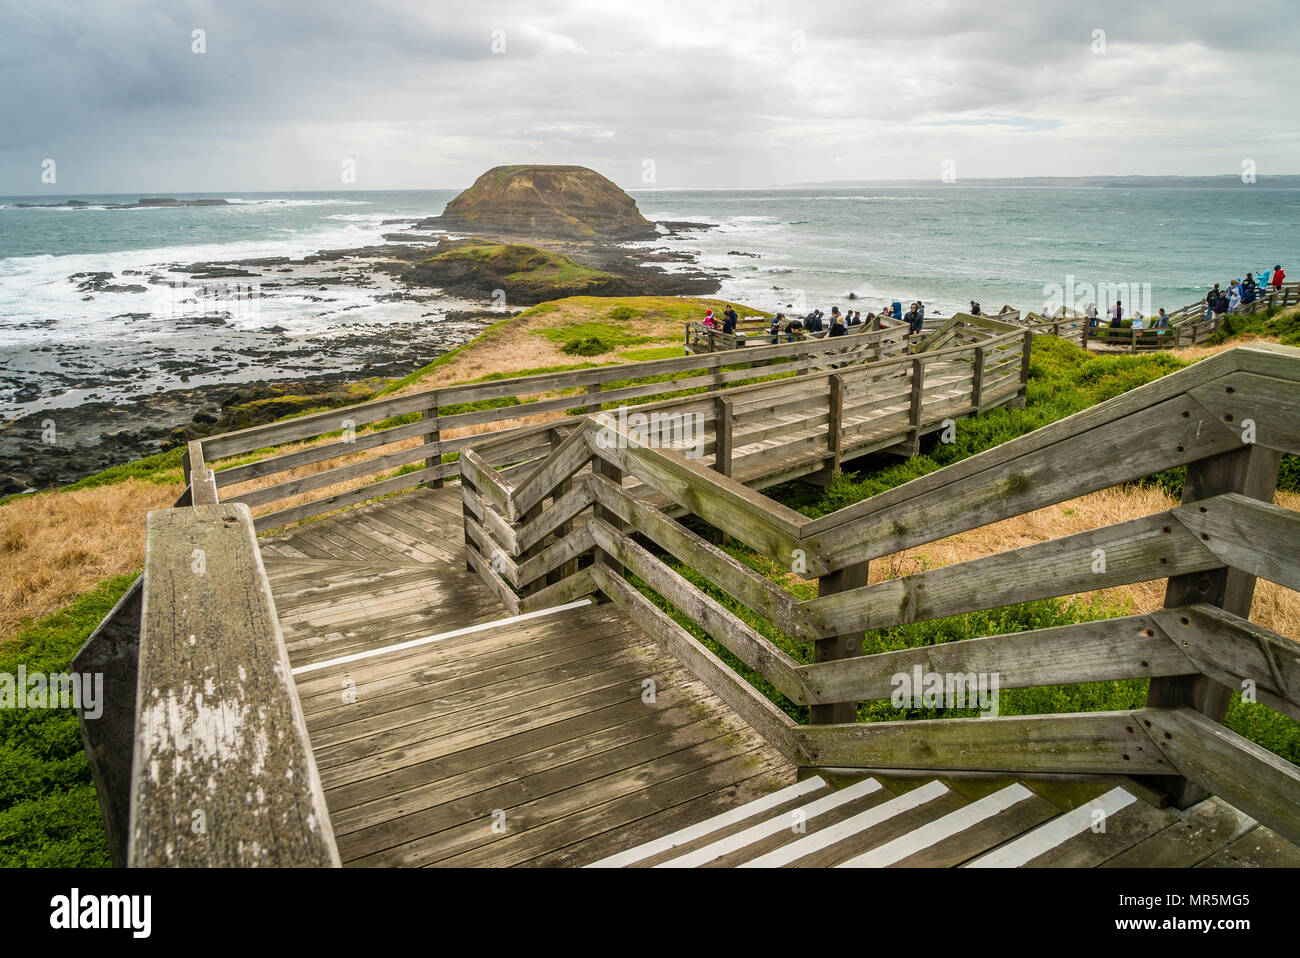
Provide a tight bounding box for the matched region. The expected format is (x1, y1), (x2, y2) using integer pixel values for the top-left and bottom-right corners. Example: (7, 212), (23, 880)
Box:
(2, 0), (1297, 194)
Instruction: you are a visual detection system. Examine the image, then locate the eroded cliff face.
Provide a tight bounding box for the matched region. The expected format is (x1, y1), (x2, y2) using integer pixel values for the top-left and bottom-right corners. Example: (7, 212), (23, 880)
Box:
(428, 165), (656, 240)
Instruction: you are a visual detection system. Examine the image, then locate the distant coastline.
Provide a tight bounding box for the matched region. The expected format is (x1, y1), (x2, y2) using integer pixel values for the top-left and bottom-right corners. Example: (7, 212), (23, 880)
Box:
(783, 174), (1300, 189)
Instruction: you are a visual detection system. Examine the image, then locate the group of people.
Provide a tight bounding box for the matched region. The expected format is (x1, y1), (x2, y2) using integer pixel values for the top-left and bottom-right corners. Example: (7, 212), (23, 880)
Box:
(767, 306), (871, 342)
(1079, 264), (1287, 334)
(1201, 266), (1286, 320)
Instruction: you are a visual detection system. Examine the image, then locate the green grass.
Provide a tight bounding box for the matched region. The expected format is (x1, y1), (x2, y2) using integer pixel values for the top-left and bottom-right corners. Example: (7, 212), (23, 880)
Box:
(0, 575), (135, 867)
(1208, 303), (1300, 347)
(423, 241), (616, 288)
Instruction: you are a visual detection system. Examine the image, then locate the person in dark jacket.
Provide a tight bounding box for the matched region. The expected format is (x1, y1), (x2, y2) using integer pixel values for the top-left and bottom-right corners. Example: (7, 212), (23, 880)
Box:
(722, 305), (738, 334)
(1109, 300), (1124, 327)
(828, 315), (847, 337)
(769, 314), (783, 344)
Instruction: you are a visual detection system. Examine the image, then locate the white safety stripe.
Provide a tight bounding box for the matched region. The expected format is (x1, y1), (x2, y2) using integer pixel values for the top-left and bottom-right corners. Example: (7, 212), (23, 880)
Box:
(290, 599), (592, 675)
(836, 782), (1034, 868)
(742, 779), (950, 869)
(585, 776), (828, 868)
(964, 787), (1137, 868)
(656, 777), (884, 868)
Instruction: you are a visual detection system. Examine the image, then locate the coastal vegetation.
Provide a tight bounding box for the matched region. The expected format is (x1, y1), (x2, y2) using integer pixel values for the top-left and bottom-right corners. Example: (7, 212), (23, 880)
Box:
(0, 298), (1297, 867)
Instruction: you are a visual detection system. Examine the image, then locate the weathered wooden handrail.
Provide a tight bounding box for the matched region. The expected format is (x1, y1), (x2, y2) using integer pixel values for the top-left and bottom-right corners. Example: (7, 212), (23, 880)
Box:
(459, 343), (1300, 841)
(127, 502), (339, 866)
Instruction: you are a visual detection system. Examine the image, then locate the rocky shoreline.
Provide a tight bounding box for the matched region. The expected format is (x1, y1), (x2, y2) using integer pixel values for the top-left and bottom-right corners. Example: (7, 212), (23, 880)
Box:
(0, 214), (730, 495)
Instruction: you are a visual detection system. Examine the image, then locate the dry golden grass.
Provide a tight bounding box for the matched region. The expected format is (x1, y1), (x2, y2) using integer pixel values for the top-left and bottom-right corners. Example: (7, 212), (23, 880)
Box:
(0, 480), (183, 643)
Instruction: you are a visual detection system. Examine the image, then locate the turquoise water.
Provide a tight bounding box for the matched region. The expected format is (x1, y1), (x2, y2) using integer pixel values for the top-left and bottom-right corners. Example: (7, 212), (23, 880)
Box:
(0, 186), (1295, 416)
(630, 187), (1300, 317)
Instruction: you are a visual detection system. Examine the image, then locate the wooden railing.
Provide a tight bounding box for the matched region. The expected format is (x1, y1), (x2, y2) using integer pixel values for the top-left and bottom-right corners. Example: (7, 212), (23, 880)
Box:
(460, 343), (1300, 843)
(192, 321), (913, 530)
(685, 315), (905, 353)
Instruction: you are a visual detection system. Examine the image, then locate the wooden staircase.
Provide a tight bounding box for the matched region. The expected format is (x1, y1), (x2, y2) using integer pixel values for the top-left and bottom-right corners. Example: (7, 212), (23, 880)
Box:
(588, 773), (1300, 868)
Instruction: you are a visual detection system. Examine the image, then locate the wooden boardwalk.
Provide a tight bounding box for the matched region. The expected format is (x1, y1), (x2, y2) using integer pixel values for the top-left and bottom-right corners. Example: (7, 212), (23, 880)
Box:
(258, 484), (1300, 868)
(260, 487), (796, 867)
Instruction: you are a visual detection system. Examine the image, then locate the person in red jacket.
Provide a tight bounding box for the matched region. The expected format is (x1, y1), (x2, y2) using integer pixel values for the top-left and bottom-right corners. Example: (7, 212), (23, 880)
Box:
(1273, 265), (1286, 290)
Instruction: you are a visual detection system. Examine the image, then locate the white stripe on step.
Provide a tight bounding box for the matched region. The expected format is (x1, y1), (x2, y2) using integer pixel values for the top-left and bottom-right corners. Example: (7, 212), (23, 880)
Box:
(656, 777), (884, 868)
(585, 776), (828, 868)
(290, 599), (592, 675)
(964, 787), (1137, 868)
(740, 779), (950, 869)
(836, 783), (1034, 868)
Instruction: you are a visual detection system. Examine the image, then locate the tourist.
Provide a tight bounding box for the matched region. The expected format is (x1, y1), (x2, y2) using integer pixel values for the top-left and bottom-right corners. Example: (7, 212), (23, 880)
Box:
(1205, 284), (1220, 321)
(1257, 268), (1272, 292)
(828, 315), (847, 337)
(1213, 290), (1229, 317)
(1273, 265), (1286, 290)
(785, 315), (805, 342)
(1155, 308), (1170, 329)
(1228, 282), (1242, 312)
(969, 300), (982, 316)
(1085, 302), (1098, 327)
(722, 305), (739, 334)
(703, 309), (717, 328)
(769, 314), (783, 344)
(1109, 300), (1124, 327)
(1131, 313), (1145, 330)
(905, 304), (923, 335)
(916, 301), (926, 326)
(892, 300), (903, 320)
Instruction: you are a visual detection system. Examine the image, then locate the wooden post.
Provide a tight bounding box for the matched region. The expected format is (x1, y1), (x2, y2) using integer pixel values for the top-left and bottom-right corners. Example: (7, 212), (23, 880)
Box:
(811, 562), (869, 725)
(906, 358), (926, 455)
(186, 440), (218, 506)
(1015, 329), (1033, 406)
(713, 396), (733, 478)
(826, 374), (845, 476)
(1146, 444), (1284, 807)
(586, 382), (603, 414)
(591, 457), (624, 579)
(713, 396), (733, 546)
(971, 346), (985, 414)
(422, 404), (443, 489)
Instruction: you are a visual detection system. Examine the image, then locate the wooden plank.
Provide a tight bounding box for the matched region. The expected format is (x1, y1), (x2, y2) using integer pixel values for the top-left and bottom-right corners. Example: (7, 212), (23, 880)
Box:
(796, 710), (1176, 775)
(805, 509), (1221, 637)
(593, 565), (801, 761)
(187, 439), (218, 505)
(1101, 797), (1256, 868)
(1172, 491), (1300, 592)
(1196, 826), (1300, 867)
(588, 417), (820, 574)
(588, 519), (811, 706)
(806, 394), (1248, 569)
(587, 473), (822, 643)
(132, 503), (339, 866)
(1139, 708), (1300, 845)
(1147, 443), (1284, 806)
(1151, 605), (1300, 721)
(70, 576), (142, 868)
(797, 613), (1197, 704)
(251, 461), (452, 531)
(812, 562), (868, 725)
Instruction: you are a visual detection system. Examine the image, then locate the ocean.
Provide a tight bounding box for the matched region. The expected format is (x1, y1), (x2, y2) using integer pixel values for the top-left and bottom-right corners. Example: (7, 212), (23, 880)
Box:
(1, 186), (1297, 421)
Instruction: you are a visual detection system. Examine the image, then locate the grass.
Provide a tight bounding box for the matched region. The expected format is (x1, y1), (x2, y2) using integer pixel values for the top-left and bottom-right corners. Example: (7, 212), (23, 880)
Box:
(0, 574), (132, 867)
(421, 240), (617, 290)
